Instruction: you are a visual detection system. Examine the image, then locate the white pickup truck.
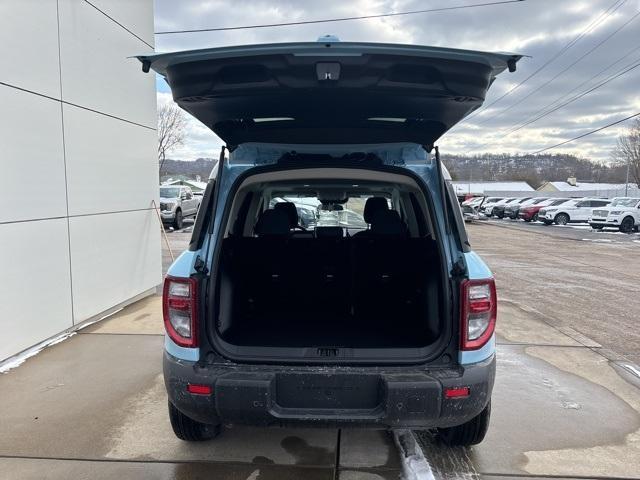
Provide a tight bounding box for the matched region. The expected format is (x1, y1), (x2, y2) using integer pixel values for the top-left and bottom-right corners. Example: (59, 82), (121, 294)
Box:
(588, 197), (640, 233)
(159, 185), (201, 229)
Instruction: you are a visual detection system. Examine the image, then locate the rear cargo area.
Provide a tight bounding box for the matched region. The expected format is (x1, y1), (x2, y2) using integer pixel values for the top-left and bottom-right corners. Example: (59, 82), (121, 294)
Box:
(216, 235), (442, 349)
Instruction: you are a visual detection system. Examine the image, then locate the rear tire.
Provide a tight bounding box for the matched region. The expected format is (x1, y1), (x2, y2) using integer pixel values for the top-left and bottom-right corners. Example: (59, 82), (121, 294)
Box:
(438, 401), (491, 447)
(168, 401), (221, 441)
(591, 225), (603, 230)
(543, 220), (552, 225)
(532, 213), (539, 222)
(555, 213), (569, 226)
(620, 216), (635, 233)
(173, 209), (183, 230)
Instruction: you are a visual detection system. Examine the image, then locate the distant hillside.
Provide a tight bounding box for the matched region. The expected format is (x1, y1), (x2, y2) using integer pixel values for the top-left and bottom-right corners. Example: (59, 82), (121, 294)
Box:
(442, 153), (627, 189)
(160, 154), (626, 190)
(160, 158), (216, 181)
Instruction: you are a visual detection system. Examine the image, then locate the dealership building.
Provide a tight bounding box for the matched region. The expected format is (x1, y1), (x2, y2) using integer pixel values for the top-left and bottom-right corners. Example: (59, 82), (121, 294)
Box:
(1, 0), (159, 362)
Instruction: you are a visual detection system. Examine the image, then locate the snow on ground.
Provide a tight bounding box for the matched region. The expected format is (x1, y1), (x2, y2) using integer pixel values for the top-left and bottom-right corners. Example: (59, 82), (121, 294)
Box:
(0, 307), (123, 374)
(0, 331), (76, 374)
(393, 430), (437, 480)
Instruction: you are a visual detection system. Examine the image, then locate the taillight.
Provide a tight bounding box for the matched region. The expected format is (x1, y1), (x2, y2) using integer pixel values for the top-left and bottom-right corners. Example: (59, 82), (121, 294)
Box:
(460, 278), (497, 350)
(163, 276), (198, 348)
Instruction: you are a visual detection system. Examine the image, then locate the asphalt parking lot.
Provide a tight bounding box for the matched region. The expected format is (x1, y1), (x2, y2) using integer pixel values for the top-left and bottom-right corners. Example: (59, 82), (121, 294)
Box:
(1, 222), (639, 479)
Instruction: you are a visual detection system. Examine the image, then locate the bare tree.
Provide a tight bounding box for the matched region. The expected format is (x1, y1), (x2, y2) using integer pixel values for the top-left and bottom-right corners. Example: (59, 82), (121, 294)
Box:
(612, 118), (640, 187)
(157, 103), (187, 175)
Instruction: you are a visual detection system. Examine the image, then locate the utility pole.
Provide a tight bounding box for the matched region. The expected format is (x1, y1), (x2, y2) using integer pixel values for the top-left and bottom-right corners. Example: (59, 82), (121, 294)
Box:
(625, 158), (630, 197)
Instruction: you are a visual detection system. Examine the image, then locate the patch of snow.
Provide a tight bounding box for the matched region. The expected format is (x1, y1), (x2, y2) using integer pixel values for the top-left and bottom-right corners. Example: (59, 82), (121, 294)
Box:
(246, 470), (260, 480)
(553, 224), (592, 230)
(0, 308), (119, 374)
(0, 331), (76, 374)
(620, 363), (640, 379)
(581, 239), (614, 243)
(393, 429), (436, 480)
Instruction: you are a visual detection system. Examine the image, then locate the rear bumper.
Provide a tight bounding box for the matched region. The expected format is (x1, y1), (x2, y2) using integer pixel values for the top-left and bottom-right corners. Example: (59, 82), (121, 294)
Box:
(163, 352), (495, 429)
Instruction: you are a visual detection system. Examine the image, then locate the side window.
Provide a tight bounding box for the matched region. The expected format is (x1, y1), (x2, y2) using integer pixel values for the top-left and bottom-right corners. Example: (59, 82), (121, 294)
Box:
(576, 201), (589, 208)
(593, 200), (608, 207)
(186, 187), (193, 199)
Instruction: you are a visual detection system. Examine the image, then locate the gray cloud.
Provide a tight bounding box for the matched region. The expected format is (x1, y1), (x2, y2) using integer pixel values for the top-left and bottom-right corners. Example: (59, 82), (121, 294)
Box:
(154, 0), (640, 160)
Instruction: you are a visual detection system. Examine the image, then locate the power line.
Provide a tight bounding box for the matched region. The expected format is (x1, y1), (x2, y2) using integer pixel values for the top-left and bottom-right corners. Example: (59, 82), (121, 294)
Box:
(463, 0), (626, 122)
(477, 6), (640, 125)
(154, 0), (526, 34)
(504, 57), (640, 135)
(503, 42), (640, 135)
(530, 111), (640, 154)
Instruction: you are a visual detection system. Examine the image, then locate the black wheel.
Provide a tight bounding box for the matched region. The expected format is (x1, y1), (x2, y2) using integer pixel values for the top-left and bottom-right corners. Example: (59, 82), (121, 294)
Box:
(497, 211), (504, 219)
(532, 213), (539, 222)
(555, 213), (569, 225)
(591, 225), (604, 230)
(168, 401), (220, 441)
(524, 218), (531, 222)
(173, 209), (183, 229)
(438, 401), (491, 447)
(620, 216), (635, 233)
(438, 401), (491, 446)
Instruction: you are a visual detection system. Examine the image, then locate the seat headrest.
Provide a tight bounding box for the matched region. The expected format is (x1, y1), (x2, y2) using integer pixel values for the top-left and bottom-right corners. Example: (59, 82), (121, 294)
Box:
(274, 202), (298, 228)
(363, 197), (389, 223)
(255, 209), (290, 237)
(370, 210), (408, 236)
(315, 226), (344, 239)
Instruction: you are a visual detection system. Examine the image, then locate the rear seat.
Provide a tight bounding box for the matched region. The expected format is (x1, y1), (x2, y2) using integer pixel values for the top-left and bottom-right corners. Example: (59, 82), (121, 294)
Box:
(222, 208), (438, 324)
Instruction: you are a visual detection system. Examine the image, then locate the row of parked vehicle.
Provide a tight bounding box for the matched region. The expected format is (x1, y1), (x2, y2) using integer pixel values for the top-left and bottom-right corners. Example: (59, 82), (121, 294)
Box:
(461, 195), (640, 233)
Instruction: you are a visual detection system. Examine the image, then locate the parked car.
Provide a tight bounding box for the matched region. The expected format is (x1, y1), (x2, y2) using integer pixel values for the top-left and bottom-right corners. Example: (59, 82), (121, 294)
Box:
(518, 198), (571, 222)
(538, 198), (611, 225)
(140, 39), (521, 446)
(296, 205), (318, 228)
(484, 198), (514, 217)
(479, 197), (505, 216)
(493, 198), (530, 219)
(504, 197), (546, 219)
(588, 197), (640, 233)
(159, 185), (201, 229)
(461, 196), (484, 207)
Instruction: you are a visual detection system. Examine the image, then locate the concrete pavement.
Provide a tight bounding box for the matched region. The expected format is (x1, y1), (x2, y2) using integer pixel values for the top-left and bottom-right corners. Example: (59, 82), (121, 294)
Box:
(0, 223), (639, 479)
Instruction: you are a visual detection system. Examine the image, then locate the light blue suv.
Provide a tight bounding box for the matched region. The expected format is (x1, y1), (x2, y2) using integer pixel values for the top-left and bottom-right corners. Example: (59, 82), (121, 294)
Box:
(139, 38), (520, 446)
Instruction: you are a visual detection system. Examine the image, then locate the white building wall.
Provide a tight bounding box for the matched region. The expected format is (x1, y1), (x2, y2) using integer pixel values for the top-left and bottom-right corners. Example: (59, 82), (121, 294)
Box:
(0, 0), (160, 362)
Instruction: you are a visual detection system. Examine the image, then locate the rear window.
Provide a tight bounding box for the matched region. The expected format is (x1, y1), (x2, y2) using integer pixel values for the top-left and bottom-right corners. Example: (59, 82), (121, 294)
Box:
(271, 195), (382, 229)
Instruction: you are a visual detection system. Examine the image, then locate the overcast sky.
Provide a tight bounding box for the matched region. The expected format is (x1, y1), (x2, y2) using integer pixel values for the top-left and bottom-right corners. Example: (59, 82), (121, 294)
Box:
(153, 0), (640, 162)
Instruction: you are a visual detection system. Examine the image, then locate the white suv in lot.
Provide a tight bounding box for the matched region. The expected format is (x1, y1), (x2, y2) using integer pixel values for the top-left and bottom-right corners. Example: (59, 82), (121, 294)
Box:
(589, 197), (640, 233)
(539, 198), (611, 225)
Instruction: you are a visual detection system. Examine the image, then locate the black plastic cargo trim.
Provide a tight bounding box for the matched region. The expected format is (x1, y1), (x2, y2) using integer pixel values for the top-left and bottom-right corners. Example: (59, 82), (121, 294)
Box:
(200, 160), (460, 367)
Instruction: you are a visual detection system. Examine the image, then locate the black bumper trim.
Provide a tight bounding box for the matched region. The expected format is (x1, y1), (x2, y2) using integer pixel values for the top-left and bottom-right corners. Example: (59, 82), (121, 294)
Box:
(163, 352), (495, 429)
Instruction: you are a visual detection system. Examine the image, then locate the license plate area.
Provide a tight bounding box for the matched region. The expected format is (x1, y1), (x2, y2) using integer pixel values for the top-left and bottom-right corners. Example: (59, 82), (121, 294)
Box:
(275, 373), (383, 410)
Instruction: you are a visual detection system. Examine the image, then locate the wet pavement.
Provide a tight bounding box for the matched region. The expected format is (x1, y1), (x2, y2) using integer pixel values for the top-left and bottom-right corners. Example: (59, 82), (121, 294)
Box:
(0, 222), (639, 479)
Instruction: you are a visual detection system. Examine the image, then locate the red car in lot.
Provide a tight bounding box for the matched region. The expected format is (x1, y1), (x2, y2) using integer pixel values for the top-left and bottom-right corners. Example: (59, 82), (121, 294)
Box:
(518, 198), (570, 222)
